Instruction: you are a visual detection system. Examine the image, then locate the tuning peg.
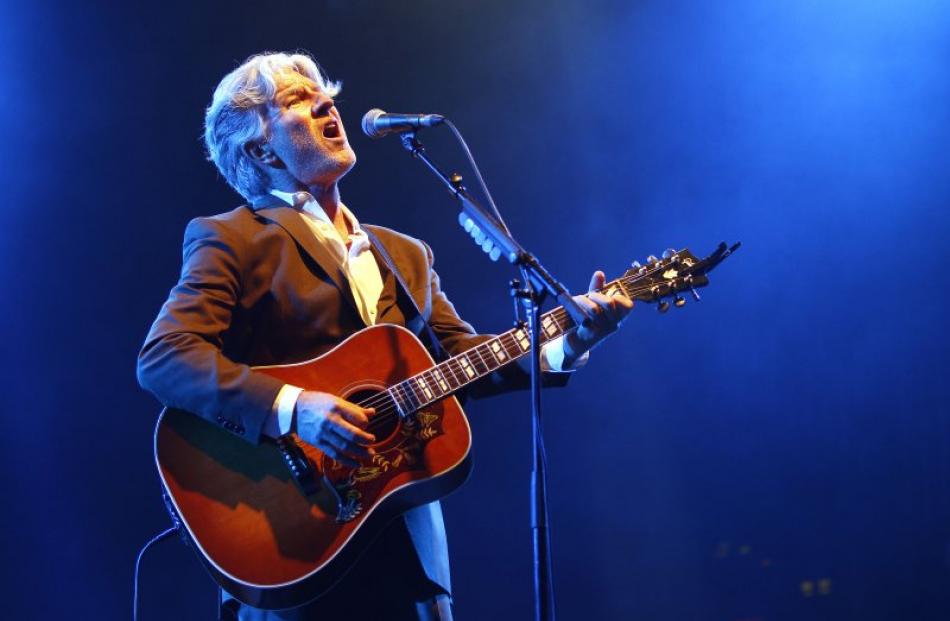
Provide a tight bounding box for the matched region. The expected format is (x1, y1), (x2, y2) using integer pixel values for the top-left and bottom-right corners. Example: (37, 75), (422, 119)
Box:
(674, 295), (686, 308)
(662, 248), (676, 259)
(630, 260), (641, 269)
(647, 255), (658, 264)
(657, 300), (670, 313)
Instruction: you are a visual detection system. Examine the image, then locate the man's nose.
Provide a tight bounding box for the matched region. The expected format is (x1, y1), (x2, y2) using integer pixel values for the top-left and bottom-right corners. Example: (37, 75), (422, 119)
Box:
(311, 94), (334, 117)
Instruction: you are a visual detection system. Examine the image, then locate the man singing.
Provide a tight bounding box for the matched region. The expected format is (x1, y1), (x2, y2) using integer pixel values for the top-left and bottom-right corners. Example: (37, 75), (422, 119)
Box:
(137, 51), (632, 620)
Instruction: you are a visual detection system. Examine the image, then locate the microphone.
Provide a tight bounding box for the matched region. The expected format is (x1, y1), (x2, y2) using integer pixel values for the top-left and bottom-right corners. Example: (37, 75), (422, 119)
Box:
(361, 108), (445, 139)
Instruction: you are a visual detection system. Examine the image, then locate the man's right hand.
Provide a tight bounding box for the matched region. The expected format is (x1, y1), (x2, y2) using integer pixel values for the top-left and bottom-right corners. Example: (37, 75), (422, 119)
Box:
(294, 391), (376, 467)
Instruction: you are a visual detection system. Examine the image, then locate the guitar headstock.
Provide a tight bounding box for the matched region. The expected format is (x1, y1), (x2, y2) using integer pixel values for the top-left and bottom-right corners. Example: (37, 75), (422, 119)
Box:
(605, 242), (740, 312)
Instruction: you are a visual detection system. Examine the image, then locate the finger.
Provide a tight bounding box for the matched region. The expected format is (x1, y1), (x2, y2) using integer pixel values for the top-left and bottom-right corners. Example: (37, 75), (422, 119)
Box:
(315, 439), (360, 467)
(614, 294), (634, 310)
(588, 270), (606, 293)
(575, 295), (602, 315)
(589, 291), (634, 315)
(328, 428), (376, 459)
(587, 292), (614, 307)
(330, 413), (376, 444)
(587, 293), (618, 321)
(585, 294), (630, 332)
(323, 428), (375, 461)
(335, 400), (374, 428)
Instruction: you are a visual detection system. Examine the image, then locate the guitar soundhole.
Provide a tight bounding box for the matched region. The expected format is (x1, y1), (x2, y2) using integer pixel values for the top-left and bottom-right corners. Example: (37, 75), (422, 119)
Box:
(346, 389), (400, 443)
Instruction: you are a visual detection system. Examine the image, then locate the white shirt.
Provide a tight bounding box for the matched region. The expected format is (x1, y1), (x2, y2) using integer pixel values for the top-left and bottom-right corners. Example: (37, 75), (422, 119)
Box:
(265, 190), (585, 436)
(273, 189), (383, 326)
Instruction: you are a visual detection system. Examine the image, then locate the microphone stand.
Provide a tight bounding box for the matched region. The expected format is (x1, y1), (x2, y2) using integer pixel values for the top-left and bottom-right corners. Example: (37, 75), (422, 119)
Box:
(398, 131), (590, 621)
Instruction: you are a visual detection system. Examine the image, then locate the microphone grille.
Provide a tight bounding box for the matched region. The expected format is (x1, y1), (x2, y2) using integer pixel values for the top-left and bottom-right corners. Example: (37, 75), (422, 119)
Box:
(361, 108), (386, 139)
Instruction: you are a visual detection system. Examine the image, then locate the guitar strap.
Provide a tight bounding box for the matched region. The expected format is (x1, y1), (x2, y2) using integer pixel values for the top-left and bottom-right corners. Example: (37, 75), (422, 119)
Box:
(364, 228), (449, 363)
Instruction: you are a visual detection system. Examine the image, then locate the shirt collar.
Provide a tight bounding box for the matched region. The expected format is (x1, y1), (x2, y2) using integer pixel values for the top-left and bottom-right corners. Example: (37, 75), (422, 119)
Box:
(268, 189), (363, 236)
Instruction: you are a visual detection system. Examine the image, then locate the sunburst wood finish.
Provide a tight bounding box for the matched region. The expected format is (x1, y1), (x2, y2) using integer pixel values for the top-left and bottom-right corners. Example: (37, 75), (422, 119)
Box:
(155, 325), (473, 610)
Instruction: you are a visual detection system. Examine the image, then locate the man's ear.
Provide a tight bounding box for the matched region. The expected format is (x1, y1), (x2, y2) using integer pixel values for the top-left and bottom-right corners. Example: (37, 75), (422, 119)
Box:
(243, 141), (281, 167)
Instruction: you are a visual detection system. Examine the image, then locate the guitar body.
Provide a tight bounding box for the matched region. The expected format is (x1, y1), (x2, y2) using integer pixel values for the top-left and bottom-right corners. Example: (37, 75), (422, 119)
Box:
(154, 324), (473, 610)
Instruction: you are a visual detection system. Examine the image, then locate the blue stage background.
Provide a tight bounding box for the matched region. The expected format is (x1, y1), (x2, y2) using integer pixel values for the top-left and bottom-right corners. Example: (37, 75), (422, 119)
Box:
(3, 0), (949, 618)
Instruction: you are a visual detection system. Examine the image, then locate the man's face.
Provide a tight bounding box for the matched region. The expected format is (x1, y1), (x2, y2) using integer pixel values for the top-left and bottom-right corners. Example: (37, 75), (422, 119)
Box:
(263, 70), (356, 189)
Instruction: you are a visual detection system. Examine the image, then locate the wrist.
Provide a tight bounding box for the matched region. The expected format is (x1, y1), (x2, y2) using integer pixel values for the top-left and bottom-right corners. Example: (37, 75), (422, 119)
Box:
(275, 385), (304, 436)
(563, 330), (585, 366)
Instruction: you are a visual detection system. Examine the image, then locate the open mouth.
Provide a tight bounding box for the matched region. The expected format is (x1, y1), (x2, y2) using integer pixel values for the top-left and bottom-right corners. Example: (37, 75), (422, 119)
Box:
(323, 121), (341, 139)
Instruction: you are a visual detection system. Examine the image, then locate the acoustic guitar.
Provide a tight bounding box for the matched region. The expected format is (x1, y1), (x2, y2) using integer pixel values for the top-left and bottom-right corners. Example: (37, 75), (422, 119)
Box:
(154, 243), (738, 609)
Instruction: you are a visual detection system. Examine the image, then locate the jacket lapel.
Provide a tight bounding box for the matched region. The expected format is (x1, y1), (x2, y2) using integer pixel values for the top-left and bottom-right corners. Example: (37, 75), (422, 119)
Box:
(364, 225), (431, 328)
(252, 197), (364, 324)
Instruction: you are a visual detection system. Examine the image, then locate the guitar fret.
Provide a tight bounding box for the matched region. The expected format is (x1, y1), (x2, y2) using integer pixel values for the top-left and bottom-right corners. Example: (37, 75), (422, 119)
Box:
(431, 367), (450, 392)
(457, 354), (477, 379)
(440, 360), (462, 389)
(501, 333), (521, 358)
(401, 380), (421, 411)
(398, 382), (418, 415)
(415, 376), (434, 401)
(427, 369), (445, 398)
(513, 327), (530, 352)
(465, 349), (484, 375)
(387, 386), (407, 417)
(547, 310), (570, 335)
(471, 344), (492, 374)
(541, 314), (559, 338)
(488, 338), (507, 364)
(483, 342), (501, 368)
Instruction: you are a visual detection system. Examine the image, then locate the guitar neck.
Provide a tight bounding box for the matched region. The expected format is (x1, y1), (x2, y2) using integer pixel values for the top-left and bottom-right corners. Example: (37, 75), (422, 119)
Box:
(386, 279), (631, 416)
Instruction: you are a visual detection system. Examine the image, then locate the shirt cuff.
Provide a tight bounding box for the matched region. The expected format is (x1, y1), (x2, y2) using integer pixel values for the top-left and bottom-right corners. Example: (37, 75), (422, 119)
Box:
(541, 336), (589, 372)
(268, 384), (303, 436)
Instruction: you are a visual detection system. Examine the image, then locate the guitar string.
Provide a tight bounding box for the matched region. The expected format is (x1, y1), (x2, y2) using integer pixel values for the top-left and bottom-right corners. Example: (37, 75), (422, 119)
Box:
(352, 271), (674, 430)
(357, 328), (663, 436)
(349, 317), (553, 414)
(352, 268), (666, 416)
(354, 313), (566, 421)
(353, 275), (675, 436)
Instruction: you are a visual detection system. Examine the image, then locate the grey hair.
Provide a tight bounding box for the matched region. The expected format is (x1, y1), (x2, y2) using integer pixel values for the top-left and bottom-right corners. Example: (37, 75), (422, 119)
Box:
(203, 52), (342, 201)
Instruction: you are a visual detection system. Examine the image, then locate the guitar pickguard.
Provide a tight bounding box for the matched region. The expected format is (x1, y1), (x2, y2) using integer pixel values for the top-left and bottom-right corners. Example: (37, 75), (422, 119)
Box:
(322, 408), (446, 522)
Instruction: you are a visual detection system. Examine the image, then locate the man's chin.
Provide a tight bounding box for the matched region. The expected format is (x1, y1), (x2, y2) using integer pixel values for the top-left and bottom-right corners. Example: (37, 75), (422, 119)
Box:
(308, 152), (356, 187)
(336, 149), (357, 176)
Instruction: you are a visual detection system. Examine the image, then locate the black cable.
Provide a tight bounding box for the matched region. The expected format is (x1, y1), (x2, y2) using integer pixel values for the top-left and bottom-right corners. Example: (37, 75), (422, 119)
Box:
(133, 526), (178, 621)
(444, 119), (512, 236)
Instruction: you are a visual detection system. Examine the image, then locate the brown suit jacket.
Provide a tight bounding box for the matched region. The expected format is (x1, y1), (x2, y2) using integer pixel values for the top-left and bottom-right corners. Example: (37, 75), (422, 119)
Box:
(137, 194), (567, 601)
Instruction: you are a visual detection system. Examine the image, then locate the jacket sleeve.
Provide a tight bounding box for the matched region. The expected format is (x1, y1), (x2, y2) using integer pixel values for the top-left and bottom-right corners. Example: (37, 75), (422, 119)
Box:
(420, 242), (571, 399)
(137, 217), (283, 444)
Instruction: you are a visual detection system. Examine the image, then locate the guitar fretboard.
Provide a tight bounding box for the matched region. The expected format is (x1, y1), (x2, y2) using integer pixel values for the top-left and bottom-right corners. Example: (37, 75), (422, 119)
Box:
(385, 278), (632, 416)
